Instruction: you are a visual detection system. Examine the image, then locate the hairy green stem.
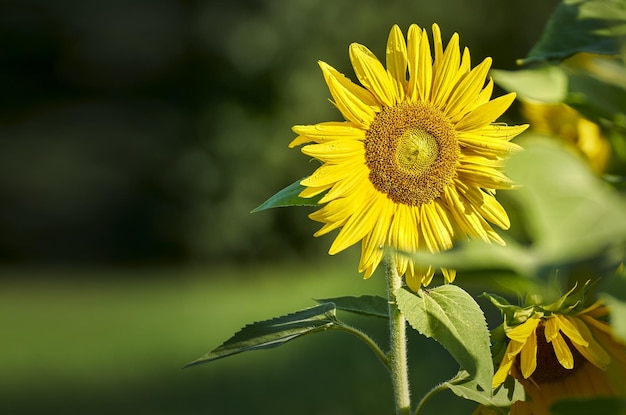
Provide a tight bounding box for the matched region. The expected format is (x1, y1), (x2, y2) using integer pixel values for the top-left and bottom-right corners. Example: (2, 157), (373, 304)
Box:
(386, 258), (411, 415)
(335, 324), (390, 371)
(414, 383), (448, 415)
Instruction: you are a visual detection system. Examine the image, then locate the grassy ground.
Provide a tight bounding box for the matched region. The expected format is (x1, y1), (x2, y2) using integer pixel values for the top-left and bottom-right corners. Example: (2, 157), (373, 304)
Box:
(1, 257), (475, 415)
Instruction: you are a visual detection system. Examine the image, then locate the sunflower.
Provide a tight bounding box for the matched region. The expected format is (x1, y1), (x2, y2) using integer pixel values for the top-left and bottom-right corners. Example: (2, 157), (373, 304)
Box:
(521, 101), (610, 173)
(290, 24), (527, 290)
(479, 288), (626, 415)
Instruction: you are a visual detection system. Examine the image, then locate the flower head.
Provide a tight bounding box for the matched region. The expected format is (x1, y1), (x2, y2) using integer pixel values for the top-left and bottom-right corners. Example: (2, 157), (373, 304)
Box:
(521, 101), (610, 173)
(291, 24), (527, 290)
(485, 285), (626, 415)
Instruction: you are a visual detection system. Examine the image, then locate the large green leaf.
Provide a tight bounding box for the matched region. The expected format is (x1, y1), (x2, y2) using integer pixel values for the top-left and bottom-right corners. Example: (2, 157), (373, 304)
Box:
(395, 285), (493, 392)
(315, 295), (389, 319)
(491, 66), (568, 103)
(600, 266), (626, 343)
(446, 370), (525, 413)
(185, 303), (339, 367)
(566, 69), (626, 125)
(251, 178), (324, 212)
(550, 396), (626, 415)
(521, 0), (625, 65)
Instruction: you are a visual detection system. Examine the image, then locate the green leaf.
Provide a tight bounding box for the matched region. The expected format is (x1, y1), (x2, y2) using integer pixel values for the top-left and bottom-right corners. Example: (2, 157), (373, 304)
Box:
(601, 266), (626, 343)
(566, 69), (626, 124)
(492, 64), (626, 126)
(315, 295), (389, 319)
(549, 396), (626, 415)
(395, 285), (493, 391)
(251, 178), (324, 212)
(491, 66), (568, 103)
(446, 370), (525, 413)
(521, 0), (624, 65)
(185, 303), (340, 367)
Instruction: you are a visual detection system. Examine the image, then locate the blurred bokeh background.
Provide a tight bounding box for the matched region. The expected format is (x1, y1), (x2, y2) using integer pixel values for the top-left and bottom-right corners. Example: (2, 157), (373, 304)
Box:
(1, 1), (560, 414)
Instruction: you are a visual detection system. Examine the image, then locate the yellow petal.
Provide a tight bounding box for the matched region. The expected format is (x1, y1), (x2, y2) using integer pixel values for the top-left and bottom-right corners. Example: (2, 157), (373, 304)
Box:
(359, 200), (393, 278)
(456, 130), (524, 157)
(349, 43), (396, 107)
(318, 163), (369, 203)
(406, 24), (422, 102)
(416, 28), (433, 102)
(319, 61), (379, 128)
(444, 57), (492, 118)
(301, 159), (362, 188)
(432, 32), (461, 107)
(519, 325), (538, 378)
(289, 122), (365, 147)
(493, 340), (522, 388)
(393, 204), (420, 253)
(551, 332), (575, 369)
(554, 314), (588, 347)
(442, 185), (491, 243)
(456, 163), (518, 190)
(441, 268), (456, 283)
(299, 184), (331, 198)
(329, 188), (382, 254)
(301, 139), (364, 163)
(405, 264), (435, 290)
(507, 317), (540, 343)
(460, 185), (510, 230)
(493, 360), (515, 388)
(566, 315), (611, 370)
(386, 24), (407, 102)
(455, 93), (517, 132)
(431, 23), (444, 72)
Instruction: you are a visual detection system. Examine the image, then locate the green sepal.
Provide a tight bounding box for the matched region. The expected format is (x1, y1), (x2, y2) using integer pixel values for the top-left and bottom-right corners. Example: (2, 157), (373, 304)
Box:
(446, 370), (525, 413)
(520, 0), (625, 65)
(395, 285), (493, 392)
(185, 303), (339, 367)
(251, 178), (325, 213)
(315, 295), (389, 319)
(549, 396), (626, 415)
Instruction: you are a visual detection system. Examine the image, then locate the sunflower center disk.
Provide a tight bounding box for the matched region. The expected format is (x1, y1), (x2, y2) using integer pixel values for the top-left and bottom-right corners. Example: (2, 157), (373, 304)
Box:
(395, 129), (439, 175)
(364, 103), (459, 206)
(527, 324), (586, 384)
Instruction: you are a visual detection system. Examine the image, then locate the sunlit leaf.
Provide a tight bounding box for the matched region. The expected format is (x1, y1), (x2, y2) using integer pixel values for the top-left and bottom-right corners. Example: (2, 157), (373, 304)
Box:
(521, 0), (625, 65)
(315, 295), (389, 319)
(185, 303), (339, 367)
(491, 66), (568, 103)
(396, 285), (493, 391)
(447, 370), (525, 412)
(549, 396), (626, 415)
(251, 178), (324, 212)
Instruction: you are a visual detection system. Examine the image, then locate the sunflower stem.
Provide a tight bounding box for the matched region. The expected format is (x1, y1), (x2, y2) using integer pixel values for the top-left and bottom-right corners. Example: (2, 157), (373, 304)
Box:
(386, 257), (412, 415)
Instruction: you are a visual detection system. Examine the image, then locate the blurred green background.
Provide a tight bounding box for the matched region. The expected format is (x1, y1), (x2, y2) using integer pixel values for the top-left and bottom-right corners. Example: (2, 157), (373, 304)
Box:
(1, 1), (560, 414)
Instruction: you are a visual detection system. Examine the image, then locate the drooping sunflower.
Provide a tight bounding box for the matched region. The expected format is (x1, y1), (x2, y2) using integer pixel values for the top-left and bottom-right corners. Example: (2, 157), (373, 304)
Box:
(478, 287), (626, 415)
(290, 24), (528, 290)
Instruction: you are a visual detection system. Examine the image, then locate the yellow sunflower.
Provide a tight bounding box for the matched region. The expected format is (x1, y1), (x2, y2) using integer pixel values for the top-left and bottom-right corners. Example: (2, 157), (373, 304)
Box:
(480, 291), (626, 415)
(521, 101), (610, 173)
(290, 24), (528, 290)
